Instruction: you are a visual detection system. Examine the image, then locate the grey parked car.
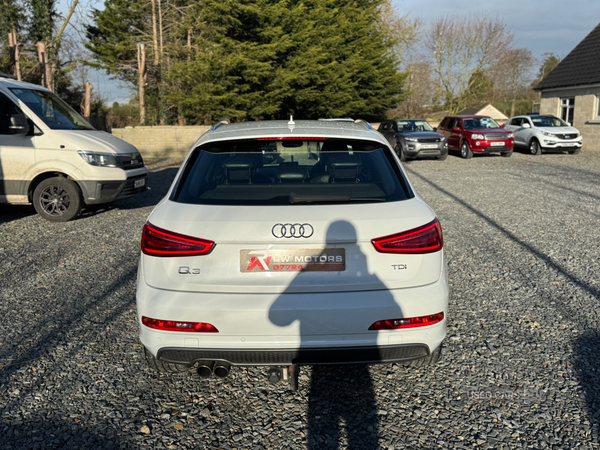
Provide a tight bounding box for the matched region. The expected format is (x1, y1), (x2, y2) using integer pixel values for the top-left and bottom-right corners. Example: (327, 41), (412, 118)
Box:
(378, 119), (448, 161)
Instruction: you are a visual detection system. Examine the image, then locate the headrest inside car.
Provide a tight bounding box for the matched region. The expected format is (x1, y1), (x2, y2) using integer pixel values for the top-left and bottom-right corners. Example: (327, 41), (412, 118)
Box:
(276, 166), (309, 183)
(222, 155), (257, 170)
(327, 156), (362, 182)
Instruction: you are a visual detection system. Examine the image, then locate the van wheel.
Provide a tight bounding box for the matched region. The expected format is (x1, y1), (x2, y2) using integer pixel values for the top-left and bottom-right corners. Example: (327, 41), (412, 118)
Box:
(144, 347), (191, 373)
(460, 141), (473, 159)
(33, 177), (83, 222)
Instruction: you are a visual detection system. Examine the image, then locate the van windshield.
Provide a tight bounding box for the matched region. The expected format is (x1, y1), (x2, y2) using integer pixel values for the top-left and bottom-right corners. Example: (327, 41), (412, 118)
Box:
(171, 138), (414, 206)
(9, 88), (94, 130)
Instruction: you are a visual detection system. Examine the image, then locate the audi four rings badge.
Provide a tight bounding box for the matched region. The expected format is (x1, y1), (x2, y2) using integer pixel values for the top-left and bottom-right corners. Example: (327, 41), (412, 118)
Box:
(272, 223), (314, 238)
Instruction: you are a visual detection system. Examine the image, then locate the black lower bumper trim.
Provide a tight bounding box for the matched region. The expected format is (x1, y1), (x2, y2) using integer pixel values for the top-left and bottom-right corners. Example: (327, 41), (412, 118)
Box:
(156, 344), (430, 366)
(81, 174), (148, 205)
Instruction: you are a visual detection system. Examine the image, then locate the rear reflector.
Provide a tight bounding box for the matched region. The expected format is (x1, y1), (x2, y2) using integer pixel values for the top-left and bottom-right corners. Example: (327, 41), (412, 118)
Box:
(142, 316), (219, 333)
(371, 219), (443, 254)
(368, 312), (444, 330)
(141, 222), (215, 257)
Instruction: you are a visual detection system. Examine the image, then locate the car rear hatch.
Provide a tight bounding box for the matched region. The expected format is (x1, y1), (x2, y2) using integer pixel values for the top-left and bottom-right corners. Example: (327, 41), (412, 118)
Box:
(141, 137), (444, 294)
(142, 200), (443, 294)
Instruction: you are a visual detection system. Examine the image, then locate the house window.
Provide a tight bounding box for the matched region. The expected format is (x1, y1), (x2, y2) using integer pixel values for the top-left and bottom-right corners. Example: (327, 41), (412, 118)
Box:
(560, 97), (575, 124)
(596, 95), (600, 119)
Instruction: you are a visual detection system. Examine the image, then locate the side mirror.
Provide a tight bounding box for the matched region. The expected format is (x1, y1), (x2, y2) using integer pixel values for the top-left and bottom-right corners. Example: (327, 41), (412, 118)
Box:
(433, 127), (437, 132)
(500, 124), (505, 128)
(522, 123), (531, 128)
(9, 114), (30, 136)
(567, 122), (571, 126)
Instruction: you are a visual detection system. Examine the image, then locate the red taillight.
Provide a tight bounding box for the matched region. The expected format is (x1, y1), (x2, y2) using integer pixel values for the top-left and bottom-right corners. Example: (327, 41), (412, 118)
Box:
(141, 222), (215, 257)
(142, 316), (219, 332)
(371, 219), (443, 254)
(368, 312), (444, 330)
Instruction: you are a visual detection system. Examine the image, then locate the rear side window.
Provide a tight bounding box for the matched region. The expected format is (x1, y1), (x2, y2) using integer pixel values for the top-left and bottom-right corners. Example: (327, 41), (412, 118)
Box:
(171, 138), (414, 206)
(509, 118), (522, 126)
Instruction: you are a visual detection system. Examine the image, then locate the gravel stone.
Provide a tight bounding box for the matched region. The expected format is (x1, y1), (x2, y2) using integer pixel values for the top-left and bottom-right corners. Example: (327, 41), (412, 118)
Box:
(1, 152), (600, 448)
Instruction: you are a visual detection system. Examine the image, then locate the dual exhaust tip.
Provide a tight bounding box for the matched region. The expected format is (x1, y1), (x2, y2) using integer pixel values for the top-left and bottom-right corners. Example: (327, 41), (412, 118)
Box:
(197, 361), (230, 378)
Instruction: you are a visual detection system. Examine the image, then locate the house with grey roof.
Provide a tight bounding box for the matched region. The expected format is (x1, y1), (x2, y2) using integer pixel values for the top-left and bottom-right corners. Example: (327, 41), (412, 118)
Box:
(534, 23), (600, 151)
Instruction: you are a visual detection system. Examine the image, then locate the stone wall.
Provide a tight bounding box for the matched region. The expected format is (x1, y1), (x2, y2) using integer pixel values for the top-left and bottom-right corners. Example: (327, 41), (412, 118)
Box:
(111, 126), (211, 159)
(540, 87), (600, 151)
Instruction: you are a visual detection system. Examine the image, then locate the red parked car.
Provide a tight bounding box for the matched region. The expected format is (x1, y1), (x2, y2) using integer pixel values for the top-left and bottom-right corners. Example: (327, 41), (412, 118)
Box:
(435, 115), (514, 158)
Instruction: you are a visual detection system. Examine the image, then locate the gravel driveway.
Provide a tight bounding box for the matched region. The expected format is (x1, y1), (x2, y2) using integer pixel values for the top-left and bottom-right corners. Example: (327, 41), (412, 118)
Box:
(1, 151), (599, 449)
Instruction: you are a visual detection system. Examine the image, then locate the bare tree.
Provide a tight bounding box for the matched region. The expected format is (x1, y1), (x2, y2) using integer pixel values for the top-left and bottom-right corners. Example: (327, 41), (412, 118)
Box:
(378, 0), (421, 65)
(137, 43), (147, 124)
(150, 0), (159, 65)
(499, 48), (534, 116)
(388, 59), (437, 118)
(8, 30), (21, 80)
(424, 14), (514, 114)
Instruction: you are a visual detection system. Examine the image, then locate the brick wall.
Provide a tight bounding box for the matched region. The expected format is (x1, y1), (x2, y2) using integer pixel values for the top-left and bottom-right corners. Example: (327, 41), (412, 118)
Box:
(540, 87), (600, 151)
(111, 125), (211, 159)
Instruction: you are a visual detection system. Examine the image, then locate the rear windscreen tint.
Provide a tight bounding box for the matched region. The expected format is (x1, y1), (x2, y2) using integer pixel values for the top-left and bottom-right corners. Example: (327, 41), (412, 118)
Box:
(171, 138), (414, 205)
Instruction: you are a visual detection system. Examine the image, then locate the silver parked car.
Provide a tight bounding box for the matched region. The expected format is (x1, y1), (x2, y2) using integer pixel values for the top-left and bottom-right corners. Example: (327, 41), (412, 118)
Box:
(503, 114), (582, 155)
(378, 119), (448, 161)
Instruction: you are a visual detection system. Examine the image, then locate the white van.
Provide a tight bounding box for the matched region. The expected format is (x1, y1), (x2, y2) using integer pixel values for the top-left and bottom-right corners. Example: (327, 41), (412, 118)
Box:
(0, 75), (147, 221)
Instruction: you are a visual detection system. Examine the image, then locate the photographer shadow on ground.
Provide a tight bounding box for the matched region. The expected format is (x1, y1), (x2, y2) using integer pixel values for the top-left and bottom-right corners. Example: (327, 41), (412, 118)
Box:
(269, 220), (403, 449)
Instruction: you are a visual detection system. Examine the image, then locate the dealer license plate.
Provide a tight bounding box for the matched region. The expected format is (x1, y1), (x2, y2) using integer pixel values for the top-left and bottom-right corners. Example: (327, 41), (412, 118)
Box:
(491, 141), (504, 146)
(240, 248), (346, 272)
(562, 143), (576, 147)
(134, 179), (146, 188)
(422, 144), (438, 149)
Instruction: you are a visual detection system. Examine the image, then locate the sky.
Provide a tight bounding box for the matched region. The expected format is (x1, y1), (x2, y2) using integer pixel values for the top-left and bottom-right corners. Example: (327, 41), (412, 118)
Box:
(58, 0), (600, 105)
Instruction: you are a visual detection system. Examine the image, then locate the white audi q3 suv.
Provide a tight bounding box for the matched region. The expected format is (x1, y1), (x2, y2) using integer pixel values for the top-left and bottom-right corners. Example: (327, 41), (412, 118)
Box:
(136, 118), (448, 389)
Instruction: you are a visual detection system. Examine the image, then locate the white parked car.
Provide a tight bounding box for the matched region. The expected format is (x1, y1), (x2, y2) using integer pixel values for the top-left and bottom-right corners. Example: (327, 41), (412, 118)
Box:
(136, 119), (448, 389)
(0, 74), (147, 221)
(503, 114), (582, 155)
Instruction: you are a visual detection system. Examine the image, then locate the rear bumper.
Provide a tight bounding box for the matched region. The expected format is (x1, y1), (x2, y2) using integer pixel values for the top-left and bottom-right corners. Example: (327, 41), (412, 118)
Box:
(156, 344), (431, 366)
(136, 262), (449, 367)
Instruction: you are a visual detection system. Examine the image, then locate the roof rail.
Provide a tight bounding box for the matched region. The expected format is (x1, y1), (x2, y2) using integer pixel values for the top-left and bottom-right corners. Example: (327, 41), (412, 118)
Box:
(210, 119), (230, 131)
(318, 118), (374, 130)
(318, 118), (354, 122)
(0, 71), (17, 80)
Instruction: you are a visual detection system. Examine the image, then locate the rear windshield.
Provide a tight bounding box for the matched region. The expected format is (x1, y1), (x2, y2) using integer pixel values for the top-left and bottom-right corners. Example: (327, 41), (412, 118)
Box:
(171, 138), (414, 205)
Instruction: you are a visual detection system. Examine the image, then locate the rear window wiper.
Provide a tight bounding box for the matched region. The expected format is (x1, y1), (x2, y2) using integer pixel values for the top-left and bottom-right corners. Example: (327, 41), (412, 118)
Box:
(288, 192), (384, 204)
